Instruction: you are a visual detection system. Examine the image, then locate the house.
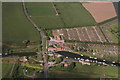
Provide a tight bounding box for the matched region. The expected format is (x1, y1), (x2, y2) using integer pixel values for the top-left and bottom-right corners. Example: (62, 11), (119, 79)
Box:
(57, 48), (62, 51)
(48, 62), (55, 66)
(54, 34), (61, 40)
(63, 46), (70, 50)
(19, 56), (28, 62)
(64, 63), (69, 67)
(79, 60), (91, 65)
(48, 47), (56, 52)
(56, 54), (62, 58)
(49, 37), (64, 45)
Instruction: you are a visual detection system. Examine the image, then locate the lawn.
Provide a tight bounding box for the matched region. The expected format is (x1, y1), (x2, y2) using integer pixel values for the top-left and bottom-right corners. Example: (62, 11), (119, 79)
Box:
(2, 3), (40, 46)
(2, 63), (13, 78)
(25, 2), (96, 29)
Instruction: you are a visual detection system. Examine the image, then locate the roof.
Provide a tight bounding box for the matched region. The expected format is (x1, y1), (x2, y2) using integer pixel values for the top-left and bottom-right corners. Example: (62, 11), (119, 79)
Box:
(48, 47), (56, 51)
(19, 56), (28, 62)
(49, 40), (64, 45)
(57, 48), (62, 51)
(54, 35), (61, 40)
(63, 46), (69, 49)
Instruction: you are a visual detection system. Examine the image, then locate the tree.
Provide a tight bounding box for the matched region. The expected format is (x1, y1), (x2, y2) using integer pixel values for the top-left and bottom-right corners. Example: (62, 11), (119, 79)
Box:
(71, 46), (74, 50)
(67, 62), (76, 71)
(55, 57), (63, 64)
(45, 54), (49, 62)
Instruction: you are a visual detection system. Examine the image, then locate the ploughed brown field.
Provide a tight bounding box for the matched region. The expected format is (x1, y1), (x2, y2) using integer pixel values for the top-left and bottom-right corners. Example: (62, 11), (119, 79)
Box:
(82, 2), (117, 23)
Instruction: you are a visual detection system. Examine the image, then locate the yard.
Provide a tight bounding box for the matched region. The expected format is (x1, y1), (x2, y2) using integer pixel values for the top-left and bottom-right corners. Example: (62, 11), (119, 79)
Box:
(25, 2), (96, 29)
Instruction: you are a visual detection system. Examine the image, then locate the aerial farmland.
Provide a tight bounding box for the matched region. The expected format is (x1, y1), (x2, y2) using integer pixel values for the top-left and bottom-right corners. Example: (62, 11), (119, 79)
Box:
(25, 2), (96, 29)
(2, 1), (119, 79)
(3, 3), (40, 45)
(82, 2), (117, 23)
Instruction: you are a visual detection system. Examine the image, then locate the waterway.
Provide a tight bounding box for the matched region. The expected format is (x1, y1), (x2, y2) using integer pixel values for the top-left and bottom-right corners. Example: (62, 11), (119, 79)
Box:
(56, 51), (120, 66)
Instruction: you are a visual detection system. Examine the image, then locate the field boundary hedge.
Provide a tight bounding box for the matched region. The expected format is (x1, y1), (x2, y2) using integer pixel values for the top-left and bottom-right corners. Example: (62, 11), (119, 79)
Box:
(98, 16), (118, 25)
(65, 40), (119, 46)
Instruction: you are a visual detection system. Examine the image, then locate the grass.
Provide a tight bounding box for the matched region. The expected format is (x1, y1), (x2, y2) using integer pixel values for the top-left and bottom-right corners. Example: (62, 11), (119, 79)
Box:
(26, 2), (64, 29)
(26, 2), (96, 29)
(2, 63), (13, 78)
(2, 3), (40, 46)
(73, 51), (95, 57)
(54, 2), (96, 28)
(22, 63), (43, 69)
(65, 40), (119, 46)
(49, 63), (118, 78)
(12, 62), (25, 78)
(43, 36), (47, 52)
(11, 44), (41, 53)
(106, 23), (118, 43)
(73, 63), (118, 78)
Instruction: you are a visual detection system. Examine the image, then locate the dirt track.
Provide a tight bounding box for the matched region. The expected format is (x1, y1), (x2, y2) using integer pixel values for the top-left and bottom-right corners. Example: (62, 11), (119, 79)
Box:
(82, 2), (117, 23)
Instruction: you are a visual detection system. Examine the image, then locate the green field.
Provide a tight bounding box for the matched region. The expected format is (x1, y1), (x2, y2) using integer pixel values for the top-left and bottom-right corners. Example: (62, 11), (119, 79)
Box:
(3, 3), (40, 45)
(2, 63), (13, 78)
(106, 23), (118, 43)
(26, 2), (96, 29)
(50, 63), (118, 78)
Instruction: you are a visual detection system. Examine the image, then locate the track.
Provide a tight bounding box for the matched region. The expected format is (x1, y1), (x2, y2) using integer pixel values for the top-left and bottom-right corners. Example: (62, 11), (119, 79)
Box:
(22, 1), (49, 78)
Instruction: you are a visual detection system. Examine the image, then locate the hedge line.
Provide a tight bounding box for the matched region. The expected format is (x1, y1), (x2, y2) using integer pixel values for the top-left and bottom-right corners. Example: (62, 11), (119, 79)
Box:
(65, 40), (119, 46)
(98, 16), (118, 25)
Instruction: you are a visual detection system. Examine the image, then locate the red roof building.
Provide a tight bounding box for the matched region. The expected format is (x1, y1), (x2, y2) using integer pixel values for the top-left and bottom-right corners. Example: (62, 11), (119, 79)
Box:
(57, 48), (62, 51)
(48, 47), (56, 52)
(54, 34), (61, 40)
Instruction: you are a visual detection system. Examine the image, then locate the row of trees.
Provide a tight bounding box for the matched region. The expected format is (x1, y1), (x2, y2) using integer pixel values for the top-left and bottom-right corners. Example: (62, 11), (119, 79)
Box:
(50, 62), (76, 71)
(65, 40), (119, 46)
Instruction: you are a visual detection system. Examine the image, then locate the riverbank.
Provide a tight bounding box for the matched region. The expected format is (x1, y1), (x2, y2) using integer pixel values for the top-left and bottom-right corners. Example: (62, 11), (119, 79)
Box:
(55, 51), (120, 66)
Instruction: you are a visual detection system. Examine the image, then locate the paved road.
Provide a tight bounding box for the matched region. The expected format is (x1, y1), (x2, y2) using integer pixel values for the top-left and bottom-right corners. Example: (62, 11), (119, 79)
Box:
(22, 1), (49, 78)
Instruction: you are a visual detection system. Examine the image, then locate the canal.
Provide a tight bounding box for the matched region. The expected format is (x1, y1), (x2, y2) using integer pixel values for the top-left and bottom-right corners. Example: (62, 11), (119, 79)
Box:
(56, 51), (120, 66)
